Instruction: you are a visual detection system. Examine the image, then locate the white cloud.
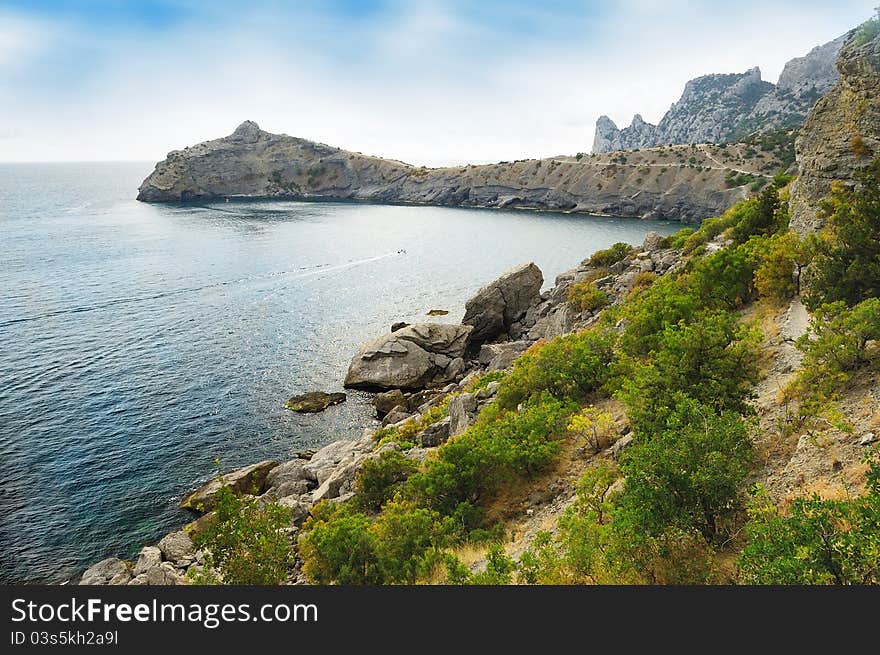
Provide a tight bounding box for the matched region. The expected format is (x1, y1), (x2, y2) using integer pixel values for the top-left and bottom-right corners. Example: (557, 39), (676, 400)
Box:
(0, 1), (876, 163)
(0, 12), (57, 71)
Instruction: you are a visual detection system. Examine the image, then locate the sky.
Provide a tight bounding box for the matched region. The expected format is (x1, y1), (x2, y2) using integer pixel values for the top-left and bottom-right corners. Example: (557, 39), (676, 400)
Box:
(0, 0), (876, 165)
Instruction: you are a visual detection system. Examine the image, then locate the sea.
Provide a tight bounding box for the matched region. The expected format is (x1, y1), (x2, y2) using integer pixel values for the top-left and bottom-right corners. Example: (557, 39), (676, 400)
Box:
(0, 162), (680, 583)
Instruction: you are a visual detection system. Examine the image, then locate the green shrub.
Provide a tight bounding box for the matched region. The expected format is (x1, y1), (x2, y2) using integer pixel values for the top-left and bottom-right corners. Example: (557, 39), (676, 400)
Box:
(618, 274), (699, 356)
(730, 185), (787, 244)
(496, 329), (617, 409)
(659, 226), (695, 249)
(299, 504), (379, 584)
(354, 450), (419, 513)
(616, 398), (754, 541)
(750, 231), (813, 301)
(790, 298), (880, 400)
(806, 159), (880, 309)
(688, 245), (755, 309)
(617, 310), (761, 437)
(854, 12), (880, 46)
(192, 486), (294, 585)
(407, 393), (575, 516)
(739, 457), (880, 584)
(589, 242), (633, 267)
(300, 500), (454, 584)
(567, 281), (610, 312)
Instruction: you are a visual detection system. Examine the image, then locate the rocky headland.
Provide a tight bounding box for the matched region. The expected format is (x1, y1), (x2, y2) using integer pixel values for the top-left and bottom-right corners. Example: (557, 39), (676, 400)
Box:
(136, 121), (792, 224)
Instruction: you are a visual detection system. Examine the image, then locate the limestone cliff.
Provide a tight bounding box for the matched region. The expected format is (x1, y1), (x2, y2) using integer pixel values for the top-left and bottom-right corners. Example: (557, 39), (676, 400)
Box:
(138, 122), (789, 224)
(790, 27), (880, 233)
(592, 35), (845, 153)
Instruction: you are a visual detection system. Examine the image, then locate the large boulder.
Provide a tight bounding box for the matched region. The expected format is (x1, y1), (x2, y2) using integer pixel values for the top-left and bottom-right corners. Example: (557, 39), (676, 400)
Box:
(133, 546), (162, 577)
(80, 557), (130, 585)
(181, 460), (278, 513)
(344, 324), (472, 390)
(265, 459), (314, 499)
(158, 531), (195, 567)
(462, 263), (543, 346)
(303, 433), (375, 486)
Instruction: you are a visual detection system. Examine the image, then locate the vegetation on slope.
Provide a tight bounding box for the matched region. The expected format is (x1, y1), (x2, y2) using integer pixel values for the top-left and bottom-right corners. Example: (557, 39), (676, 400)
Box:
(199, 157), (880, 586)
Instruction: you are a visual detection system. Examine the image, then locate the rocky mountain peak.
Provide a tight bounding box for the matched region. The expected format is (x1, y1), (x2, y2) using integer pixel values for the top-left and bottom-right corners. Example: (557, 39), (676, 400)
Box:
(592, 35), (845, 152)
(231, 120), (262, 143)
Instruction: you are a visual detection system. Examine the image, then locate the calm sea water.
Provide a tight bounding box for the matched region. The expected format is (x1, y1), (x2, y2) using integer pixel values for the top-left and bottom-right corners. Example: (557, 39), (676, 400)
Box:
(0, 162), (680, 583)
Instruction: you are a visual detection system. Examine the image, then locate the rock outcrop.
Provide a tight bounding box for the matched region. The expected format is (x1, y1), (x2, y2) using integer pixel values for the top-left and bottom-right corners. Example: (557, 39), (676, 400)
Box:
(344, 323), (472, 390)
(462, 263), (543, 346)
(790, 27), (880, 233)
(180, 460), (278, 512)
(592, 35), (845, 152)
(138, 121), (774, 224)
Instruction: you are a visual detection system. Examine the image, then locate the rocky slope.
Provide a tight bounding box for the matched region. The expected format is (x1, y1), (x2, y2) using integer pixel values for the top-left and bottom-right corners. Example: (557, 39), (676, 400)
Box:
(592, 34), (845, 153)
(790, 27), (880, 233)
(136, 122), (788, 223)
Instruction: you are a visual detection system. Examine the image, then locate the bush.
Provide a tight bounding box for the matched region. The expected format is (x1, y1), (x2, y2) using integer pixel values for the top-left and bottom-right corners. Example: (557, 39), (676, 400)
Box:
(854, 12), (880, 46)
(567, 405), (616, 453)
(730, 185), (787, 244)
(616, 398), (754, 541)
(688, 245), (755, 309)
(791, 298), (880, 400)
(192, 486), (294, 585)
(739, 457), (880, 584)
(618, 275), (699, 357)
(589, 242), (633, 267)
(567, 281), (610, 312)
(806, 159), (880, 309)
(659, 226), (694, 249)
(407, 393), (575, 516)
(299, 500), (454, 584)
(354, 450), (419, 513)
(496, 329), (617, 409)
(617, 310), (761, 437)
(751, 231), (812, 301)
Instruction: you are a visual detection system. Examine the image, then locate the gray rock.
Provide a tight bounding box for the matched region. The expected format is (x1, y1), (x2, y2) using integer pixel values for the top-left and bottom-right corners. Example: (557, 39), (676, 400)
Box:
(133, 546), (162, 577)
(642, 231), (664, 252)
(791, 30), (880, 233)
(417, 416), (452, 447)
(80, 557), (130, 585)
(476, 381), (501, 400)
(276, 496), (310, 525)
(181, 460), (278, 513)
(145, 562), (186, 585)
(285, 391), (346, 413)
(382, 405), (411, 426)
(462, 263), (543, 346)
(592, 34), (844, 153)
(391, 321), (409, 332)
(344, 324), (472, 390)
(265, 459), (312, 496)
(478, 340), (531, 370)
(860, 433), (877, 446)
(448, 392), (477, 437)
(373, 389), (406, 417)
(158, 531), (194, 567)
(303, 433), (375, 486)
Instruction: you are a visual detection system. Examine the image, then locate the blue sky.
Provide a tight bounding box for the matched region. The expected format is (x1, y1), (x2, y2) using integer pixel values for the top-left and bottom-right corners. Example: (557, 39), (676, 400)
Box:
(0, 1), (876, 163)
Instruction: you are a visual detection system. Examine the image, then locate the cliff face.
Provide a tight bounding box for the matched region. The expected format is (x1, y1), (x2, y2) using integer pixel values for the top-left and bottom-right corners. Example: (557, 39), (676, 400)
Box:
(592, 35), (845, 153)
(138, 123), (789, 223)
(790, 28), (880, 233)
